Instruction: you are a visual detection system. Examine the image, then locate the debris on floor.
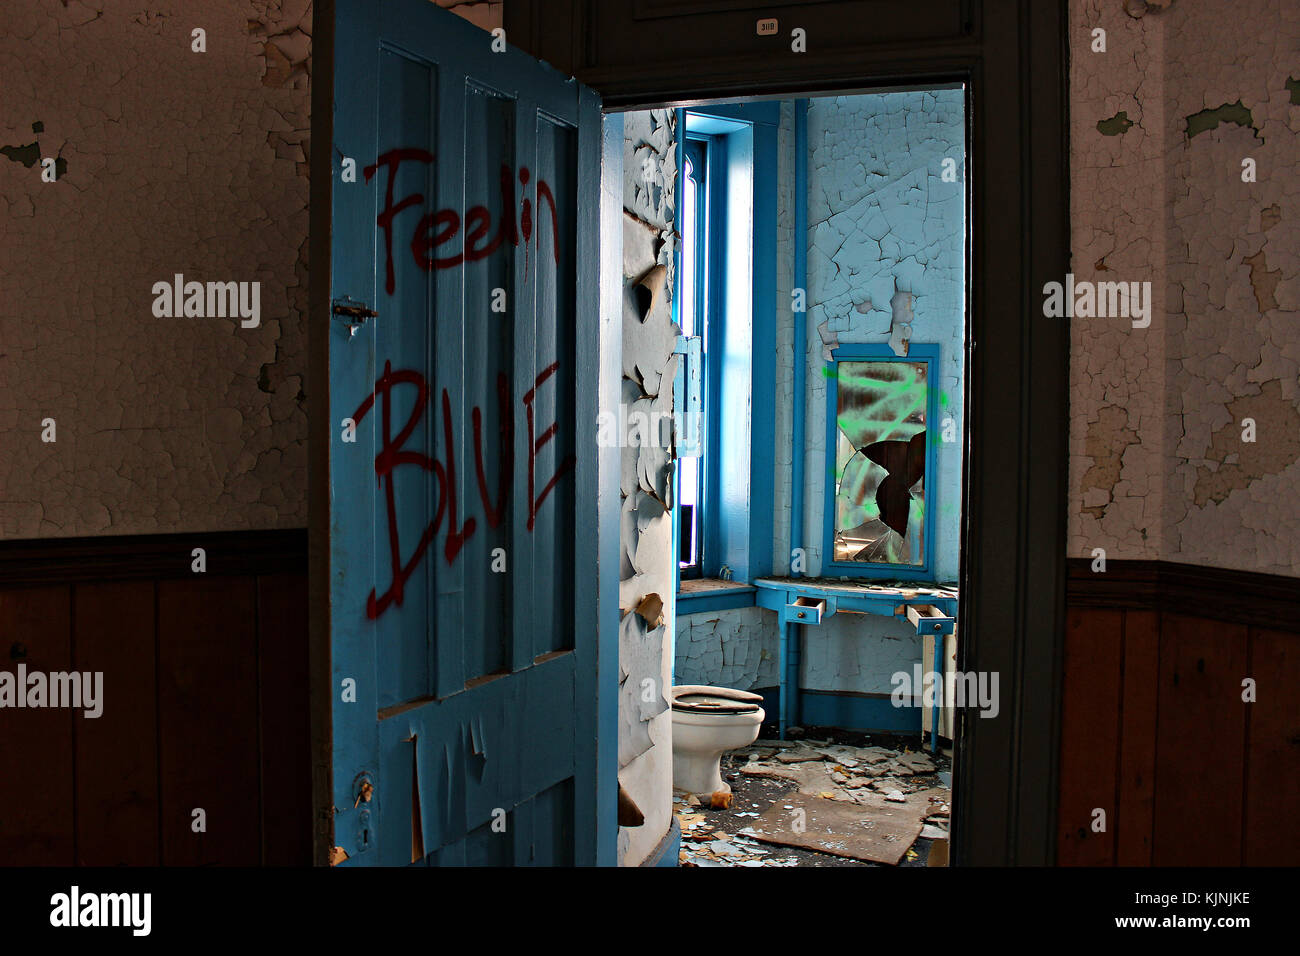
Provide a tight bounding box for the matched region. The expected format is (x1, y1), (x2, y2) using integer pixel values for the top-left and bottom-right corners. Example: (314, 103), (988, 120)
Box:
(674, 729), (952, 867)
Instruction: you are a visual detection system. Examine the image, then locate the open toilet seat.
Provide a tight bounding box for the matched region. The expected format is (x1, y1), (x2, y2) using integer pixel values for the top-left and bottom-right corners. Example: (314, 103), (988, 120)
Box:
(671, 684), (764, 716)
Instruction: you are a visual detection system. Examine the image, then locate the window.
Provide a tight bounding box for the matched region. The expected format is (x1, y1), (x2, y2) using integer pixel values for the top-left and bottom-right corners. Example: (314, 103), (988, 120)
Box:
(676, 137), (709, 577)
(672, 103), (777, 598)
(823, 344), (939, 580)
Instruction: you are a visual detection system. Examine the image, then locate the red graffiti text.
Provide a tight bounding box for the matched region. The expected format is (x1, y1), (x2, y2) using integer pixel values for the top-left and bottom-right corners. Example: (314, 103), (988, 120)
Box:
(364, 149), (559, 295)
(352, 361), (574, 619)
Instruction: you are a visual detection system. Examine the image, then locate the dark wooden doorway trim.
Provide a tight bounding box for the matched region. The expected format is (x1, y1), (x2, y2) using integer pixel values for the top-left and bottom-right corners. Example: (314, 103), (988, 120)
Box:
(507, 0), (1071, 865)
(307, 0), (337, 867)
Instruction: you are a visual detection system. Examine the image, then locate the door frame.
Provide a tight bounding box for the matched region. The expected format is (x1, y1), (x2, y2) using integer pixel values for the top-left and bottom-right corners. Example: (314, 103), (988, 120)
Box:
(505, 0), (1071, 866)
(307, 0), (336, 866)
(310, 0), (1071, 866)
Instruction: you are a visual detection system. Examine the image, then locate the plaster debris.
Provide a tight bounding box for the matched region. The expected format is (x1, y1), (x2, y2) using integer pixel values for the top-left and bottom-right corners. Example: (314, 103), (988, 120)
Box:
(674, 732), (951, 867)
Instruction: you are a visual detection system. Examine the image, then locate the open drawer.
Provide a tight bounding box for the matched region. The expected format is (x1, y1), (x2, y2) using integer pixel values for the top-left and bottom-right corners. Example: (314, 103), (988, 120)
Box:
(905, 603), (956, 636)
(782, 596), (826, 626)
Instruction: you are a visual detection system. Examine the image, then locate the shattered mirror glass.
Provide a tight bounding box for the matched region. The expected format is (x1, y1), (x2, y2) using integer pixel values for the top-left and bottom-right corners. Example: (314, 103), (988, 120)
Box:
(832, 359), (928, 565)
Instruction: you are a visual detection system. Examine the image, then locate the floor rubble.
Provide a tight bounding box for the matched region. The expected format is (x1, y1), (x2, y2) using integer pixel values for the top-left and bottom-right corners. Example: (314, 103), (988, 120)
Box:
(674, 729), (952, 867)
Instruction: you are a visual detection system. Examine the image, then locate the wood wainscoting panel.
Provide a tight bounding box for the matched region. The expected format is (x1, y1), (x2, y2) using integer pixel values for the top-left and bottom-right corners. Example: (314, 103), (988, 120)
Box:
(0, 586), (74, 865)
(1243, 627), (1300, 865)
(1115, 610), (1159, 866)
(1064, 559), (1297, 866)
(257, 572), (312, 866)
(1057, 608), (1123, 865)
(73, 580), (159, 865)
(158, 577), (261, 866)
(1152, 613), (1248, 866)
(0, 530), (309, 867)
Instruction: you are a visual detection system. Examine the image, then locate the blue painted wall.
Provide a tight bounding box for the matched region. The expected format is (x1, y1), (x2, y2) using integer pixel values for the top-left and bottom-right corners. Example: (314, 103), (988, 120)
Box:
(797, 89), (967, 583)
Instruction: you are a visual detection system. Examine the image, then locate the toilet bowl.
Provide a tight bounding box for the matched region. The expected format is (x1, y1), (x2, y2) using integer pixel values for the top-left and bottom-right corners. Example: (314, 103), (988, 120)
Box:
(670, 684), (766, 795)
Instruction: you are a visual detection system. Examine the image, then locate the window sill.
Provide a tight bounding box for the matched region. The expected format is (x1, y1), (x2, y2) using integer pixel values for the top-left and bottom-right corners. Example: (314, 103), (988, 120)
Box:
(677, 578), (756, 615)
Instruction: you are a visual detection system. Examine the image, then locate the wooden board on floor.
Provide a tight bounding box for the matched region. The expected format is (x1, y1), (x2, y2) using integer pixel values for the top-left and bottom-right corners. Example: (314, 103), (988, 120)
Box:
(745, 788), (946, 865)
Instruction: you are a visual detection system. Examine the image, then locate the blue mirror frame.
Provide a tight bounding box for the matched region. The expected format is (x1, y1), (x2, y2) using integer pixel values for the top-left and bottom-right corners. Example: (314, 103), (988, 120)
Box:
(822, 342), (940, 581)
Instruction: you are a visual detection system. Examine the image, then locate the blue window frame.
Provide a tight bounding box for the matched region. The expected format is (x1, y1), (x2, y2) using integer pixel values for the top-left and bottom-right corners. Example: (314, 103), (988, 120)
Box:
(677, 137), (710, 578)
(673, 100), (778, 602)
(822, 343), (940, 581)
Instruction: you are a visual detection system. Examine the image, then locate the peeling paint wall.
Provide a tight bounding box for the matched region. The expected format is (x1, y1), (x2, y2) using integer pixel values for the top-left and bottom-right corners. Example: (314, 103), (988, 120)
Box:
(0, 0), (312, 538)
(1069, 0), (1300, 575)
(617, 109), (678, 866)
(800, 91), (967, 583)
(674, 604), (920, 697)
(0, 0), (502, 542)
(1068, 0), (1168, 560)
(675, 606), (777, 689)
(798, 613), (920, 695)
(676, 90), (966, 698)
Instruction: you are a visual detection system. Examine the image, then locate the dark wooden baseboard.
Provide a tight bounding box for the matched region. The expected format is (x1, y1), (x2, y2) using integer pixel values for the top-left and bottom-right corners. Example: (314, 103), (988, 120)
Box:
(1066, 558), (1299, 632)
(0, 528), (307, 585)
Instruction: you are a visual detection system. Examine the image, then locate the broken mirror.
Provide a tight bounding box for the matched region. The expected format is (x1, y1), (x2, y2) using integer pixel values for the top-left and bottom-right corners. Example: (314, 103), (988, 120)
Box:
(829, 353), (931, 568)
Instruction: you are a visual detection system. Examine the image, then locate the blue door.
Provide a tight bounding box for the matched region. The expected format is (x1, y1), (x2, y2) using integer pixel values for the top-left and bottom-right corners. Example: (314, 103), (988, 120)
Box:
(328, 0), (609, 865)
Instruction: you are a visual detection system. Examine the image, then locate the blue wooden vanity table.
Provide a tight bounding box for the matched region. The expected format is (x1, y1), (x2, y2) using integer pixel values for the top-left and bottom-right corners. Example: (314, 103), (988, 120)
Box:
(752, 577), (959, 747)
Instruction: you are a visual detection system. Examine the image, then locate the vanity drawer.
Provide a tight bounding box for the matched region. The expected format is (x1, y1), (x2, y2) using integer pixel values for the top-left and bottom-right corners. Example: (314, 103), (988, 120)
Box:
(783, 596), (826, 626)
(906, 603), (956, 635)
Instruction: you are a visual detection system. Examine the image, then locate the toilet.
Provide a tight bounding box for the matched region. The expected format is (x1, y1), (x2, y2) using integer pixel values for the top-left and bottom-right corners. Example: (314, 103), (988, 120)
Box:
(670, 684), (766, 795)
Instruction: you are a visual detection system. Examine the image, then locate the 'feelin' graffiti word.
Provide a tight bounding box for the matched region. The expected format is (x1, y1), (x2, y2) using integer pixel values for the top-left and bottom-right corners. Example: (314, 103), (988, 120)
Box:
(364, 148), (559, 294)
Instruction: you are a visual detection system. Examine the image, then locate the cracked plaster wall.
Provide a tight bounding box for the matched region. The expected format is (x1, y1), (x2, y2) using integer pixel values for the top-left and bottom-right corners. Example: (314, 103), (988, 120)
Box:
(675, 605), (920, 697)
(800, 90), (966, 584)
(1069, 0), (1300, 575)
(617, 109), (678, 867)
(0, 0), (499, 542)
(677, 90), (965, 699)
(0, 0), (312, 538)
